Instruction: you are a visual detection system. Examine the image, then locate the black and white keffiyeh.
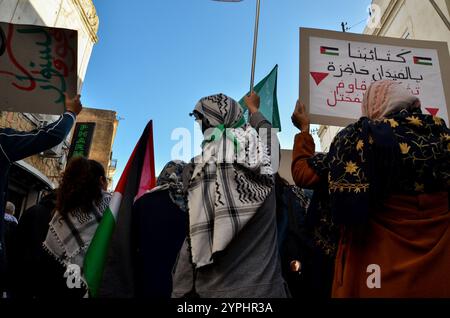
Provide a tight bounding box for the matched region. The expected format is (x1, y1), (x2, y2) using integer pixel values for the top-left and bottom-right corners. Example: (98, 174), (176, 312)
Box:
(4, 213), (18, 224)
(148, 160), (188, 211)
(43, 191), (111, 272)
(188, 94), (274, 268)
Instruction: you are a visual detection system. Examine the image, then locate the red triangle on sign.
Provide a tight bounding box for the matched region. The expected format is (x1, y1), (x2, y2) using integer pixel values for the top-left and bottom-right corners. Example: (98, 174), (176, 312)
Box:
(310, 72), (329, 86)
(425, 107), (439, 116)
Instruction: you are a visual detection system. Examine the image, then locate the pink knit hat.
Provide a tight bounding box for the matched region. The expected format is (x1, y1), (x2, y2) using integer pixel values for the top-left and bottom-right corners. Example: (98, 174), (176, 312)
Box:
(361, 80), (421, 120)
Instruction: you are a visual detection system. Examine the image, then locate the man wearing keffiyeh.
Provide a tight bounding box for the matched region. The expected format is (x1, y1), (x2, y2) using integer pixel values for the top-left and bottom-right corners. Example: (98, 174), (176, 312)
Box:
(172, 92), (288, 298)
(291, 80), (450, 298)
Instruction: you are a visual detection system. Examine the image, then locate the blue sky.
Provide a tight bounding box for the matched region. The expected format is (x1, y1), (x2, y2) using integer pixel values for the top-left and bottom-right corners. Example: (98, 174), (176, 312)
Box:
(83, 0), (371, 186)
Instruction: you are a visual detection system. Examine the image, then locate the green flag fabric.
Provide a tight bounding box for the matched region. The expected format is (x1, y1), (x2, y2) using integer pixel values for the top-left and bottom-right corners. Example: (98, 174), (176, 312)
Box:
(239, 65), (281, 131)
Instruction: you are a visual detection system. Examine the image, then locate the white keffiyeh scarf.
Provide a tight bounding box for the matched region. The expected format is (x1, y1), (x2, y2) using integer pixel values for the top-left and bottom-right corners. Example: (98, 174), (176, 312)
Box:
(43, 191), (111, 272)
(188, 94), (274, 268)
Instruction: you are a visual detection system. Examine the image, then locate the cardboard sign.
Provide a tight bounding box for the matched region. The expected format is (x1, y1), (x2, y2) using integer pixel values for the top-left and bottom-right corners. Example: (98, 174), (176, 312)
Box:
(300, 28), (450, 126)
(0, 22), (77, 115)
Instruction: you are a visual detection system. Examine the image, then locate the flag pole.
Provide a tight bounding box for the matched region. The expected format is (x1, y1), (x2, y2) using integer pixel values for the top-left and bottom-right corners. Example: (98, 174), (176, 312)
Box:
(250, 0), (261, 93)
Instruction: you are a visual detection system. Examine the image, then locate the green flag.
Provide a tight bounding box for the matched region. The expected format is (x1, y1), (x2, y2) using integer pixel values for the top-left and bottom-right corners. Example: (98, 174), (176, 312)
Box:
(239, 65), (281, 131)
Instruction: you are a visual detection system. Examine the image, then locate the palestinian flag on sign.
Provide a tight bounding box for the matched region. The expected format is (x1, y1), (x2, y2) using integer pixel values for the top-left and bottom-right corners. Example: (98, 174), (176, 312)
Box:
(414, 56), (432, 66)
(321, 46), (339, 56)
(83, 120), (156, 298)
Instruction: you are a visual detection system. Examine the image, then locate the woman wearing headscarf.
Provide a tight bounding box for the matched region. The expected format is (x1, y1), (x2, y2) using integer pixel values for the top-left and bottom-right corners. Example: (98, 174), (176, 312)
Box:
(132, 160), (187, 298)
(42, 157), (110, 297)
(172, 92), (289, 298)
(291, 80), (450, 298)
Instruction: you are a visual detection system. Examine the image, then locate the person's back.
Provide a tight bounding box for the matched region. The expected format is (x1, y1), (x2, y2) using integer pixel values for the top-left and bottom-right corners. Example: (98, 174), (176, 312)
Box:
(172, 93), (288, 298)
(1, 202), (17, 296)
(10, 192), (56, 298)
(3, 216), (17, 250)
(4, 202), (17, 251)
(173, 190), (286, 297)
(331, 108), (449, 298)
(291, 80), (450, 298)
(42, 157), (110, 298)
(133, 161), (188, 298)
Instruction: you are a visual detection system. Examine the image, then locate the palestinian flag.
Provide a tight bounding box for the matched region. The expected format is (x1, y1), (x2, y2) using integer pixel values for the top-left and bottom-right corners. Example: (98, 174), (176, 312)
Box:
(321, 46), (339, 56)
(83, 121), (156, 297)
(414, 56), (432, 66)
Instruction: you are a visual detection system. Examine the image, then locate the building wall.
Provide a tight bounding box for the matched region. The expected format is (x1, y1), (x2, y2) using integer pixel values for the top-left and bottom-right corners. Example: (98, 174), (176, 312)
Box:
(364, 0), (450, 47)
(318, 126), (343, 153)
(278, 150), (295, 185)
(73, 108), (119, 188)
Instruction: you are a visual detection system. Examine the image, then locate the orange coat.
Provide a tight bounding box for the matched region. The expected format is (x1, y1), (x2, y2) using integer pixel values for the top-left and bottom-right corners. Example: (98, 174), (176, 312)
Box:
(292, 132), (450, 298)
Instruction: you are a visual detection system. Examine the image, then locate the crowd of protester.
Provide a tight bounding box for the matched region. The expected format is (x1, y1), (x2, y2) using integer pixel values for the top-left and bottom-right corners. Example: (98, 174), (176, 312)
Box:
(0, 81), (449, 298)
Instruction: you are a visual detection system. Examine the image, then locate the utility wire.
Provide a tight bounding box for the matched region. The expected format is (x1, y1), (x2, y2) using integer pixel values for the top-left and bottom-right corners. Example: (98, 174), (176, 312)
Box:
(347, 17), (368, 31)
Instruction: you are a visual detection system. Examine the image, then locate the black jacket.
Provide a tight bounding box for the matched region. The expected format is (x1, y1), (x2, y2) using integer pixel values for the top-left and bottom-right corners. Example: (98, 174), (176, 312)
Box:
(132, 189), (187, 298)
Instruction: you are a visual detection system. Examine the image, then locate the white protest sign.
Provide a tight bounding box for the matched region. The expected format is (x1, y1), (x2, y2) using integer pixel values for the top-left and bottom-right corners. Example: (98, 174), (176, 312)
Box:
(300, 28), (450, 126)
(0, 22), (78, 115)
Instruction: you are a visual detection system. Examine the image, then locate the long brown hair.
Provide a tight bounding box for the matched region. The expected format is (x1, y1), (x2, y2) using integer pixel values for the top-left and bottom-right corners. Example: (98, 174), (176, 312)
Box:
(56, 157), (106, 217)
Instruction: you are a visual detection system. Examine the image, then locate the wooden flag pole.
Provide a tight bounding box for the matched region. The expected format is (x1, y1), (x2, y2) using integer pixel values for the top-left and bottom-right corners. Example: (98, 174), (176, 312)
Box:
(250, 0), (261, 93)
